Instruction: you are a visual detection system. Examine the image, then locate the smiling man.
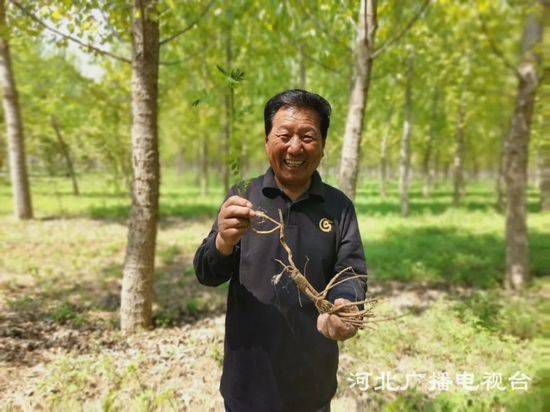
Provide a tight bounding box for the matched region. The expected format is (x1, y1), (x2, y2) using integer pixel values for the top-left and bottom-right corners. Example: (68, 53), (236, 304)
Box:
(194, 89), (367, 412)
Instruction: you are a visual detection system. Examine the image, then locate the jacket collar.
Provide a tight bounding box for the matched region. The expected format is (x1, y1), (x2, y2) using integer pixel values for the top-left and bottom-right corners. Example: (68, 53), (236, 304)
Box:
(261, 167), (325, 201)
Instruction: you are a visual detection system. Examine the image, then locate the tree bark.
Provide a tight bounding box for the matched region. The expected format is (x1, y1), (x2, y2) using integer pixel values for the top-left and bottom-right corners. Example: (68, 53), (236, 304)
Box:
(379, 108), (393, 199)
(399, 51), (414, 217)
(422, 88), (439, 198)
(453, 95), (466, 207)
(51, 116), (79, 195)
(0, 0), (32, 219)
(174, 149), (184, 176)
(539, 142), (550, 211)
(200, 134), (209, 196)
(0, 133), (4, 171)
(338, 0), (377, 200)
(379, 132), (389, 200)
(121, 0), (160, 332)
(433, 146), (441, 189)
(539, 1), (550, 212)
(504, 5), (543, 290)
(299, 43), (306, 89)
(222, 17), (234, 194)
(471, 148), (480, 181)
(496, 132), (506, 212)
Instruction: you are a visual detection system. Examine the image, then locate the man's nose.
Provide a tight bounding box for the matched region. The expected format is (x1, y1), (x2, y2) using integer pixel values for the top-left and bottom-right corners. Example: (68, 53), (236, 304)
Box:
(286, 135), (303, 154)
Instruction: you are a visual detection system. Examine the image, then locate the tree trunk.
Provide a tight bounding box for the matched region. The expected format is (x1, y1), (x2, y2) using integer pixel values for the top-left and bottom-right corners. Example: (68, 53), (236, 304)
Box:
(379, 132), (388, 199)
(453, 95), (466, 207)
(51, 116), (79, 195)
(0, 133), (4, 171)
(379, 108), (393, 199)
(338, 0), (377, 200)
(539, 142), (550, 211)
(174, 149), (184, 176)
(471, 148), (480, 181)
(0, 0), (32, 219)
(504, 5), (542, 290)
(539, 1), (550, 212)
(433, 147), (441, 189)
(496, 133), (506, 212)
(222, 18), (235, 194)
(200, 135), (209, 196)
(422, 88), (439, 198)
(399, 51), (414, 217)
(299, 43), (306, 89)
(121, 0), (160, 332)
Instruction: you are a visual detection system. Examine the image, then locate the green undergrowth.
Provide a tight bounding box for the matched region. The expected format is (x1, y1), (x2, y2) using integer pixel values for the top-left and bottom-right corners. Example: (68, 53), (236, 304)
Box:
(0, 174), (548, 410)
(4, 284), (544, 411)
(338, 282), (547, 411)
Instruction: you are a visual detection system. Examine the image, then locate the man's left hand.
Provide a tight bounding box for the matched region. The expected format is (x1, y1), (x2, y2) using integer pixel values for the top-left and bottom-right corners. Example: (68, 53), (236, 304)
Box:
(316, 298), (359, 341)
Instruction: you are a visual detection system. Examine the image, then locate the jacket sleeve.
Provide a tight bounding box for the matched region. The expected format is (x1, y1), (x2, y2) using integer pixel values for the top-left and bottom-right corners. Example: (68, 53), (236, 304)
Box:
(193, 188), (239, 287)
(327, 201), (368, 304)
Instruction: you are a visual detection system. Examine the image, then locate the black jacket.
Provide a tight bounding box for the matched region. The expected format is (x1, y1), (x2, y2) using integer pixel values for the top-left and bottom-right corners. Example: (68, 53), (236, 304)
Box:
(193, 168), (367, 412)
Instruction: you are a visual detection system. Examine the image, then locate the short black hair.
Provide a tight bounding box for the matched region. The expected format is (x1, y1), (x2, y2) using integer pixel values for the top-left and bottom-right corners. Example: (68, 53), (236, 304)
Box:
(264, 89), (332, 140)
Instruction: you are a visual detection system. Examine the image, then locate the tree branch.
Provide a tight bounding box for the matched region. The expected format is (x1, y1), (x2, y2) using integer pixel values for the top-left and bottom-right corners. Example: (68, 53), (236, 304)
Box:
(9, 0), (131, 63)
(159, 0), (215, 46)
(306, 9), (352, 54)
(477, 11), (520, 77)
(279, 32), (340, 74)
(300, 47), (340, 74)
(371, 0), (431, 59)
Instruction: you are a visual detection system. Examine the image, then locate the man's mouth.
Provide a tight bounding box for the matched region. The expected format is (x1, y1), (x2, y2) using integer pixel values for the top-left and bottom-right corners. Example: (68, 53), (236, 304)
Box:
(283, 159), (305, 169)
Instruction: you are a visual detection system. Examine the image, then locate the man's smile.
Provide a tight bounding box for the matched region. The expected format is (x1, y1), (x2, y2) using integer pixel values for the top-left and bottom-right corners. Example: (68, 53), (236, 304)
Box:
(283, 158), (306, 168)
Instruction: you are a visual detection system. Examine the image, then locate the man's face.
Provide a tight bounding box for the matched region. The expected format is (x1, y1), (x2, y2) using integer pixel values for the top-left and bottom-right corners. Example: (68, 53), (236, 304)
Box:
(265, 106), (325, 189)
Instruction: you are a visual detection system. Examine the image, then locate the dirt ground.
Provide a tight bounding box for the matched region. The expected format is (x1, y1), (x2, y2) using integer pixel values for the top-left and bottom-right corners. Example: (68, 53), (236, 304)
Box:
(0, 283), (456, 411)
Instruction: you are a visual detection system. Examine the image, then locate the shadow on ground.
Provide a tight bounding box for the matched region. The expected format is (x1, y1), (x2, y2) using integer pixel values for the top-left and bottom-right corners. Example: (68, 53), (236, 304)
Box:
(366, 226), (548, 288)
(88, 203), (219, 221)
(2, 220), (547, 367)
(354, 198), (541, 216)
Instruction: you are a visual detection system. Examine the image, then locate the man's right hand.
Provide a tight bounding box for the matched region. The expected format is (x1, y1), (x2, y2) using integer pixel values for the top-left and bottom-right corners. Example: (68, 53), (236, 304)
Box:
(215, 196), (256, 256)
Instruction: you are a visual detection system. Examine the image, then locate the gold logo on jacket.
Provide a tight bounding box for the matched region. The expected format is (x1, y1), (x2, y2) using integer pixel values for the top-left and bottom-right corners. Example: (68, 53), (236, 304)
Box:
(319, 218), (333, 233)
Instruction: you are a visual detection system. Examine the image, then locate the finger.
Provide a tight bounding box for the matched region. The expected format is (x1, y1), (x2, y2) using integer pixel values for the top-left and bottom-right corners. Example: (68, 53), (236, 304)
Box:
(336, 317), (357, 339)
(224, 197), (255, 218)
(317, 313), (329, 337)
(331, 313), (357, 340)
(224, 196), (253, 209)
(224, 205), (255, 219)
(334, 298), (350, 307)
(223, 227), (249, 238)
(332, 314), (353, 334)
(326, 314), (338, 340)
(334, 298), (359, 314)
(223, 217), (251, 229)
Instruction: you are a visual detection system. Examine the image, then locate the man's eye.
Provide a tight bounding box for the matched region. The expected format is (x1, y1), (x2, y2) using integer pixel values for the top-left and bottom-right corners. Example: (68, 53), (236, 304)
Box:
(303, 136), (315, 142)
(279, 134), (291, 141)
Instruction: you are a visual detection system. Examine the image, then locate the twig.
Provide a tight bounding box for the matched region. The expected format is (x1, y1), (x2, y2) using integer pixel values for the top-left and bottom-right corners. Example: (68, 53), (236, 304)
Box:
(252, 208), (375, 328)
(9, 0), (131, 64)
(159, 0), (215, 46)
(476, 9), (520, 77)
(371, 0), (431, 59)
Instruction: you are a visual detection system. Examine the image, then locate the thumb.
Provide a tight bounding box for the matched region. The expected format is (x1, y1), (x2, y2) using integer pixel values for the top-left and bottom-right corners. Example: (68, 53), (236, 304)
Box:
(334, 298), (350, 307)
(317, 313), (329, 333)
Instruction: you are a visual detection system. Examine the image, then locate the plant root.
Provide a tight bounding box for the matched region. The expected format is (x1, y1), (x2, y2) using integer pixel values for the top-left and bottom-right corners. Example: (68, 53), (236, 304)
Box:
(252, 209), (375, 329)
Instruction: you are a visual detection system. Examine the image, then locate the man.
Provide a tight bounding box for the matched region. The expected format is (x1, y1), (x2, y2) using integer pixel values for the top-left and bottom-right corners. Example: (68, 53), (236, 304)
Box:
(194, 89), (367, 412)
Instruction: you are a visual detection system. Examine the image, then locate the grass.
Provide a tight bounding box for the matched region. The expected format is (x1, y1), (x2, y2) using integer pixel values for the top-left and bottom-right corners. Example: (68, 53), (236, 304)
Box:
(337, 286), (547, 411)
(0, 172), (548, 411)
